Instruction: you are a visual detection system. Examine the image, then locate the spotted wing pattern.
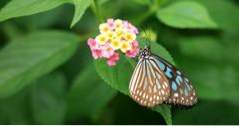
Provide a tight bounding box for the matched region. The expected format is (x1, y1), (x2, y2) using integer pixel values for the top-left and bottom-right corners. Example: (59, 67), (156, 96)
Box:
(152, 55), (198, 106)
(129, 57), (170, 107)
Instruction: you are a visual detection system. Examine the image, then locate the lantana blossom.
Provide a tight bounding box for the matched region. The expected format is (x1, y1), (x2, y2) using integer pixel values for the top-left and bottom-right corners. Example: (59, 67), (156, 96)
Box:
(87, 18), (139, 66)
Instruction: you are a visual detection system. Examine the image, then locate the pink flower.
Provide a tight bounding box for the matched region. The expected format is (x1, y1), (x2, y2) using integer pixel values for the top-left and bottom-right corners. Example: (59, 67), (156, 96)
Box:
(126, 40), (139, 58)
(92, 49), (102, 59)
(128, 23), (138, 34)
(87, 38), (97, 49)
(107, 18), (115, 29)
(101, 44), (114, 58)
(107, 52), (119, 66)
(132, 40), (139, 47)
(87, 38), (103, 59)
(126, 48), (139, 58)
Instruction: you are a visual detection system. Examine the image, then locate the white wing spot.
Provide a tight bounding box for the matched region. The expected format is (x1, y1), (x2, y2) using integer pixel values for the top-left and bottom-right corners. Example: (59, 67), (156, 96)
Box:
(156, 96), (159, 100)
(139, 91), (142, 96)
(136, 90), (139, 94)
(150, 97), (152, 101)
(143, 93), (145, 98)
(158, 91), (161, 95)
(153, 95), (156, 99)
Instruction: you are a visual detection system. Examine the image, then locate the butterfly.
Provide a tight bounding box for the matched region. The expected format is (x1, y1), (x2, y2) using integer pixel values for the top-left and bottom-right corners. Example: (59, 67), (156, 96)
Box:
(129, 46), (197, 107)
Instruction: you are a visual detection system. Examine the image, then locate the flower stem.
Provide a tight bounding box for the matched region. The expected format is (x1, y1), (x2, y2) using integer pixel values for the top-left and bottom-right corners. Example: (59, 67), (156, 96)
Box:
(91, 0), (104, 24)
(134, 0), (162, 26)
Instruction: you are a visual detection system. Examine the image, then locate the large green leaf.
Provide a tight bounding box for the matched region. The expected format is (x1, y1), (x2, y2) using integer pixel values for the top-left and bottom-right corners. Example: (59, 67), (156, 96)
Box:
(156, 1), (218, 28)
(0, 0), (92, 28)
(31, 72), (67, 124)
(0, 0), (70, 22)
(94, 41), (174, 124)
(70, 0), (93, 27)
(195, 0), (239, 31)
(67, 64), (117, 121)
(0, 72), (68, 124)
(0, 30), (79, 98)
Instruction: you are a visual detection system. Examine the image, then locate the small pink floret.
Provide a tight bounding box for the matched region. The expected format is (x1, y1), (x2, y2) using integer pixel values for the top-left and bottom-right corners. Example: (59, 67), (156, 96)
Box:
(107, 52), (119, 66)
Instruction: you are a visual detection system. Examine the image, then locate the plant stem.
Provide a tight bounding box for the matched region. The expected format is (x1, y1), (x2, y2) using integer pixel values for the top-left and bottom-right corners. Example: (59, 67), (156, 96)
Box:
(134, 0), (161, 26)
(91, 0), (104, 24)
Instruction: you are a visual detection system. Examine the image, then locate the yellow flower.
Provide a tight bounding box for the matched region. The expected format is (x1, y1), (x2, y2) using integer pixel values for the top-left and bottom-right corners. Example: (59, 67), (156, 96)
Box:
(123, 32), (136, 42)
(99, 23), (110, 33)
(120, 41), (131, 53)
(115, 29), (124, 39)
(110, 39), (121, 50)
(106, 31), (115, 39)
(115, 19), (123, 29)
(96, 34), (108, 45)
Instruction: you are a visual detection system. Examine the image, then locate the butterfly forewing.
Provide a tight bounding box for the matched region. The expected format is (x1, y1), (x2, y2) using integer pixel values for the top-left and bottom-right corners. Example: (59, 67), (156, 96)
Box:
(153, 55), (198, 106)
(129, 56), (170, 107)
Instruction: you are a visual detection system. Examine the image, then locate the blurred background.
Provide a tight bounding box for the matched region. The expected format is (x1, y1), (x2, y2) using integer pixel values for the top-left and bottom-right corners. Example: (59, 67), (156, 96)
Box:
(0, 0), (238, 124)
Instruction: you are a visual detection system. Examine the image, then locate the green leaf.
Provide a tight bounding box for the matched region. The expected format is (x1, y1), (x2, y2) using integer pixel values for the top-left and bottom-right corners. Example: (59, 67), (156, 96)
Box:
(31, 72), (67, 124)
(178, 36), (224, 61)
(173, 100), (239, 124)
(156, 1), (218, 28)
(0, 88), (32, 124)
(70, 0), (93, 28)
(94, 41), (174, 124)
(0, 0), (70, 22)
(67, 64), (117, 121)
(0, 30), (79, 98)
(195, 0), (239, 31)
(0, 0), (93, 28)
(153, 105), (172, 125)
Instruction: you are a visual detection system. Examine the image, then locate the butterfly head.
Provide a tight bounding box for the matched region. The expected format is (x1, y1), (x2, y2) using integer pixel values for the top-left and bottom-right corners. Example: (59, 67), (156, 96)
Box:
(139, 46), (151, 59)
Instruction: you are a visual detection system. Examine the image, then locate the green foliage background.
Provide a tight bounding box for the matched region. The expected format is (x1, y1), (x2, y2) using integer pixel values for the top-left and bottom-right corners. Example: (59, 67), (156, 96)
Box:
(0, 0), (238, 124)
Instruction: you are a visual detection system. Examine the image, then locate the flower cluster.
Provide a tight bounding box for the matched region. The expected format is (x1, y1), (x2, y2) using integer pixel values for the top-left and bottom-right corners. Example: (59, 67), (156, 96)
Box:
(87, 19), (139, 66)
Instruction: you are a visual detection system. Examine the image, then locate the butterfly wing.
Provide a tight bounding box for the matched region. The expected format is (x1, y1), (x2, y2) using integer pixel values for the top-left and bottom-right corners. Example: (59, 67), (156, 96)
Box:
(152, 55), (198, 106)
(129, 57), (170, 107)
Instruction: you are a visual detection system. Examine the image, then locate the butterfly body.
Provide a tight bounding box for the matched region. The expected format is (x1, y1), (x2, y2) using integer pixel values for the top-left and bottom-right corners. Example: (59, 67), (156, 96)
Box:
(129, 47), (197, 107)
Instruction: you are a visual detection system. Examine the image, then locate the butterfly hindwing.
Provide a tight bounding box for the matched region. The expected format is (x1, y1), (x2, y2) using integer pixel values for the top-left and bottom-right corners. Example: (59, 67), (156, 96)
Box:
(129, 57), (170, 107)
(152, 55), (198, 106)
